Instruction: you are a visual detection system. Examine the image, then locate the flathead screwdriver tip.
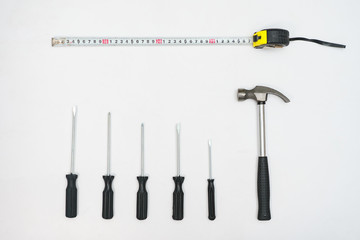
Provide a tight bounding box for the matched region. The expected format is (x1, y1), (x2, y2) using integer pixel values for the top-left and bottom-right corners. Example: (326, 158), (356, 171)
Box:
(72, 106), (77, 116)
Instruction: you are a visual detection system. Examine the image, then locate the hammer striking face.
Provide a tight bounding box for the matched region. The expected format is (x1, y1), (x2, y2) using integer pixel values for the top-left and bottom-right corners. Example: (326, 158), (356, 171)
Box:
(237, 86), (289, 221)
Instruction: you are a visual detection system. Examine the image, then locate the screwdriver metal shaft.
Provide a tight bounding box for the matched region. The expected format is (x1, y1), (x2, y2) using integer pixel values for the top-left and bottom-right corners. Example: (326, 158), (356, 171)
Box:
(107, 112), (111, 176)
(70, 107), (76, 174)
(66, 106), (78, 218)
(102, 112), (114, 219)
(207, 140), (216, 220)
(141, 123), (145, 176)
(173, 123), (184, 220)
(137, 123), (148, 220)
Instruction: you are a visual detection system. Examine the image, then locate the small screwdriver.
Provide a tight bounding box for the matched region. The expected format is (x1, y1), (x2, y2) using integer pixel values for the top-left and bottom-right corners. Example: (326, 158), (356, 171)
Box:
(136, 123), (148, 220)
(66, 106), (78, 218)
(102, 112), (114, 219)
(172, 123), (184, 220)
(207, 140), (216, 220)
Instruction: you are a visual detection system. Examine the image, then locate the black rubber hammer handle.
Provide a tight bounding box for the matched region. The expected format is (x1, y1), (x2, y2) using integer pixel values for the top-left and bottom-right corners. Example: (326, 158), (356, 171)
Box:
(257, 156), (271, 220)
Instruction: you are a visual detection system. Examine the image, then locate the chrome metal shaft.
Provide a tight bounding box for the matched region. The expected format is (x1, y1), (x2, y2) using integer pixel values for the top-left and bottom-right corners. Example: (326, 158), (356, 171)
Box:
(70, 106), (77, 174)
(141, 123), (144, 176)
(208, 140), (213, 179)
(176, 123), (181, 176)
(107, 112), (111, 176)
(258, 104), (266, 157)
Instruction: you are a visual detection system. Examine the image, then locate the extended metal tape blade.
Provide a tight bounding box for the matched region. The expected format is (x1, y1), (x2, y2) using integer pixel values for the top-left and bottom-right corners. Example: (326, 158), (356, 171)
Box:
(51, 36), (252, 47)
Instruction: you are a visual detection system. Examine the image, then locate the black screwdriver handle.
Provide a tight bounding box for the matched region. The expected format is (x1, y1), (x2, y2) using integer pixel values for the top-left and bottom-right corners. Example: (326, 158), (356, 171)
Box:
(172, 176), (184, 220)
(257, 156), (271, 220)
(207, 179), (216, 220)
(136, 176), (148, 220)
(66, 173), (78, 218)
(102, 175), (114, 219)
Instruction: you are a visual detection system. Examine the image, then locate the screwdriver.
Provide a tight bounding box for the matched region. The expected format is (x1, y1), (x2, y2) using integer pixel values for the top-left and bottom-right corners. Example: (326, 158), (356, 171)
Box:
(66, 106), (78, 218)
(102, 112), (114, 219)
(172, 123), (184, 220)
(136, 123), (148, 220)
(207, 140), (216, 220)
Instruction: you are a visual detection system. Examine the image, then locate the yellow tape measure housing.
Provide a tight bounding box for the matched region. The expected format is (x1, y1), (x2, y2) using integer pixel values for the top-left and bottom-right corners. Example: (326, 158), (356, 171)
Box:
(253, 29), (290, 49)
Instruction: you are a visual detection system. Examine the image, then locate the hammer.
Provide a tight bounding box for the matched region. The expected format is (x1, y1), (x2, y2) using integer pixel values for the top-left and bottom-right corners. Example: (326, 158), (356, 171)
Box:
(237, 86), (290, 220)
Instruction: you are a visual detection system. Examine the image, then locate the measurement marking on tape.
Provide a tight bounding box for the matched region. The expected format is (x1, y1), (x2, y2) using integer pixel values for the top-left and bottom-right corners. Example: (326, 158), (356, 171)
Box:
(52, 37), (252, 47)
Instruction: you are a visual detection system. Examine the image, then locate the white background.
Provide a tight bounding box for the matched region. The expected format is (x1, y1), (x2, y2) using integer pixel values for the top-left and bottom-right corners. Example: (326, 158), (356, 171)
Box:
(0, 0), (359, 239)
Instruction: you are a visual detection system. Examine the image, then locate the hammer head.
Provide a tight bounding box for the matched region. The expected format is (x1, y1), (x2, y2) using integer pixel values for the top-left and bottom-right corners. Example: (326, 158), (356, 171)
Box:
(237, 86), (290, 103)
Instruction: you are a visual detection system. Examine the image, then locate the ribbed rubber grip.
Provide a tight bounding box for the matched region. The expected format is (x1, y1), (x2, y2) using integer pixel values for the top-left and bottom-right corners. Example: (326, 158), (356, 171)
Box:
(172, 176), (184, 220)
(207, 179), (216, 220)
(257, 156), (271, 220)
(136, 176), (148, 220)
(66, 173), (78, 218)
(102, 175), (114, 219)
(266, 29), (289, 47)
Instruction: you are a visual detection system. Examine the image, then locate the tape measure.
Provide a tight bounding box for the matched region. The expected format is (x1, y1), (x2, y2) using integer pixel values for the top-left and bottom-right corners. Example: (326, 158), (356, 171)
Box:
(52, 28), (345, 49)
